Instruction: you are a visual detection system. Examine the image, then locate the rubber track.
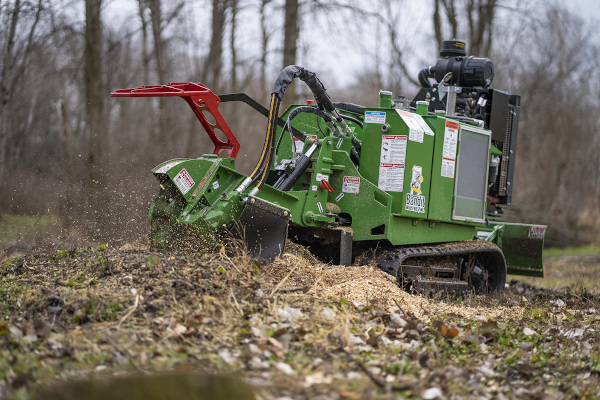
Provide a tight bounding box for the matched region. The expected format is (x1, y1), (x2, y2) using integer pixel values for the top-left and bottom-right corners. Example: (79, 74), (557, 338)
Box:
(377, 240), (505, 281)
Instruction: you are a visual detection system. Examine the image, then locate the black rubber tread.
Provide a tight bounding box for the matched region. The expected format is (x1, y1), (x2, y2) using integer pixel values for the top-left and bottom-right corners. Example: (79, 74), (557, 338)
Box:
(377, 240), (506, 294)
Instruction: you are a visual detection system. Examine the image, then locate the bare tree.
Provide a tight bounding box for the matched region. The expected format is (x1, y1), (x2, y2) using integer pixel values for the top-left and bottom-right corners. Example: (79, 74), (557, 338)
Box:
(83, 0), (110, 239)
(147, 0), (166, 85)
(204, 0), (228, 91)
(433, 0), (497, 56)
(0, 0), (44, 193)
(496, 5), (600, 244)
(229, 0), (239, 90)
(283, 0), (299, 68)
(138, 0), (151, 84)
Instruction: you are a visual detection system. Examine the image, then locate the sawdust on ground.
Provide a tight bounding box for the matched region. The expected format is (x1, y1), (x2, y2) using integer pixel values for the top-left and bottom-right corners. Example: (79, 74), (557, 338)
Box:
(267, 243), (525, 322)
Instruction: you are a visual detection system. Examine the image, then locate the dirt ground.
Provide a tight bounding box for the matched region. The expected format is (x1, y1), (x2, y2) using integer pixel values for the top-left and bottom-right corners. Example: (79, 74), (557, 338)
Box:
(1, 241), (599, 399)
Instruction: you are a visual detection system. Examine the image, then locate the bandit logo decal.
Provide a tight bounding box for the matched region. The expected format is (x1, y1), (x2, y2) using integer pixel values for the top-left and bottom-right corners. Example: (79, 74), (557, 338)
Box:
(405, 165), (426, 213)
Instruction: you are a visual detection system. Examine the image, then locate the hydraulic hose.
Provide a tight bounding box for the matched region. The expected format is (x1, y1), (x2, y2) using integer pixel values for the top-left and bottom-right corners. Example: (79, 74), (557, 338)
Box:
(254, 95), (282, 191)
(242, 66), (336, 196)
(239, 65), (348, 197)
(418, 67), (435, 88)
(236, 93), (280, 194)
(274, 106), (335, 166)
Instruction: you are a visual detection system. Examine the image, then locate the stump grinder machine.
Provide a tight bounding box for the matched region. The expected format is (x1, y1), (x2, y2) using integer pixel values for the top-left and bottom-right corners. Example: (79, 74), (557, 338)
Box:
(112, 40), (545, 294)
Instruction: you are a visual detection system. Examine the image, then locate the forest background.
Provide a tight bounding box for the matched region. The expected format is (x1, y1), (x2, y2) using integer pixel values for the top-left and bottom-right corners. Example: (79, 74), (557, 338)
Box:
(1, 0), (599, 250)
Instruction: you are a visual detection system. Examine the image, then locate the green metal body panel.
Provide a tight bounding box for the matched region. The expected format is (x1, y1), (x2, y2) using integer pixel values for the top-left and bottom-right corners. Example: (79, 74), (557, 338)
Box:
(359, 109), (436, 218)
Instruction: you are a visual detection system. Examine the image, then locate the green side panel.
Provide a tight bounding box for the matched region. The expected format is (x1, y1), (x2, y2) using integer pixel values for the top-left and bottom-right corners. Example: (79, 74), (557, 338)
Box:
(328, 151), (392, 241)
(492, 222), (546, 277)
(387, 216), (476, 245)
(402, 122), (434, 219)
(359, 109), (435, 218)
(256, 184), (305, 221)
(155, 156), (241, 204)
(149, 156), (247, 247)
(359, 109), (396, 186)
(428, 117), (456, 221)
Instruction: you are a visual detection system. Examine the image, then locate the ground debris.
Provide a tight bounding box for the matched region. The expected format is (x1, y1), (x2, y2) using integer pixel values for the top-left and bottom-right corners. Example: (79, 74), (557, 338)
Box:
(0, 243), (598, 399)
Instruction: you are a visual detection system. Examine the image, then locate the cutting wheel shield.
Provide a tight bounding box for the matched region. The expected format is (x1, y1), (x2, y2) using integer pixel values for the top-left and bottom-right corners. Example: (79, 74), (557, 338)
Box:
(228, 197), (290, 262)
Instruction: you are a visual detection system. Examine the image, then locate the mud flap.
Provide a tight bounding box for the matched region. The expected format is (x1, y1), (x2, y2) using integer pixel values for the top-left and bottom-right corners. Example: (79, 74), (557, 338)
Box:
(492, 222), (545, 277)
(228, 196), (290, 262)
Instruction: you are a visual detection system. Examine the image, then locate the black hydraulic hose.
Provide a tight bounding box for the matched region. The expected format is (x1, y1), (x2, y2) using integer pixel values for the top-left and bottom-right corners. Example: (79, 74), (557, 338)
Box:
(418, 67), (435, 88)
(252, 66), (334, 192)
(252, 94), (281, 190)
(340, 114), (363, 128)
(248, 93), (279, 182)
(287, 106), (335, 124)
(274, 106), (333, 162)
(274, 153), (312, 191)
(272, 66), (335, 112)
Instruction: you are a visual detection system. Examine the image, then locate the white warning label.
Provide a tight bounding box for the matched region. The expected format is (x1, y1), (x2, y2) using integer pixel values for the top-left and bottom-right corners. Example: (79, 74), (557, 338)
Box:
(365, 111), (386, 124)
(441, 120), (459, 178)
(397, 110), (424, 143)
(380, 135), (407, 163)
(413, 113), (435, 136)
(316, 173), (329, 183)
(342, 176), (360, 194)
(173, 168), (195, 195)
(441, 158), (455, 178)
(379, 135), (407, 192)
(379, 163), (405, 192)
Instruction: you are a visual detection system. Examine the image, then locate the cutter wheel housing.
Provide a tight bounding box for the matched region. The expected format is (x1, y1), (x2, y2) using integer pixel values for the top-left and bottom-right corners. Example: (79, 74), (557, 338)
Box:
(112, 40), (546, 295)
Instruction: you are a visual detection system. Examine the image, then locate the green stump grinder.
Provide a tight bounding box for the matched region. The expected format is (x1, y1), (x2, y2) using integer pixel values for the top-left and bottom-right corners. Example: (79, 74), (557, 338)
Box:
(112, 40), (545, 294)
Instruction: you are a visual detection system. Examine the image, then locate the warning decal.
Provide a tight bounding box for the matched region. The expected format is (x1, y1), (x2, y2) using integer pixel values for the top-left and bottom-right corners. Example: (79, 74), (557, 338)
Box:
(156, 160), (185, 174)
(413, 113), (435, 136)
(365, 111), (386, 124)
(378, 135), (407, 192)
(441, 120), (459, 178)
(342, 176), (360, 194)
(528, 225), (546, 239)
(173, 168), (195, 195)
(397, 110), (424, 143)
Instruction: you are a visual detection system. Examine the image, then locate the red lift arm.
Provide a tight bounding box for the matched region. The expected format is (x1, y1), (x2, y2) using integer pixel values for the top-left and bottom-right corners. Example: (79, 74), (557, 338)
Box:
(111, 82), (240, 158)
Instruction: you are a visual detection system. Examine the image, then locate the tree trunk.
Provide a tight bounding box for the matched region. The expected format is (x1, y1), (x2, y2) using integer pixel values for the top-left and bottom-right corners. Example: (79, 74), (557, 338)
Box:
(433, 0), (442, 49)
(147, 0), (169, 145)
(230, 0), (238, 90)
(84, 0), (109, 240)
(259, 0), (271, 101)
(204, 0), (227, 91)
(283, 0), (299, 68)
(147, 0), (165, 85)
(138, 0), (151, 84)
(0, 0), (43, 193)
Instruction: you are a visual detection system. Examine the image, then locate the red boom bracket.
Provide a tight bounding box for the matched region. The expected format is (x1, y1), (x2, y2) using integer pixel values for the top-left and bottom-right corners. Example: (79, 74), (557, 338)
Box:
(111, 82), (240, 158)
